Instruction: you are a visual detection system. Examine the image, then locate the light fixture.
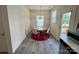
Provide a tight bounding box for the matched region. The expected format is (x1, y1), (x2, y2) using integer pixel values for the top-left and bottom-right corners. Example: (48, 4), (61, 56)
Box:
(39, 6), (41, 19)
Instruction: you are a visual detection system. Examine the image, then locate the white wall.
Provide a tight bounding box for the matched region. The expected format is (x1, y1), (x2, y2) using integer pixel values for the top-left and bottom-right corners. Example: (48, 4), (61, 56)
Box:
(30, 10), (50, 29)
(50, 5), (77, 41)
(7, 6), (30, 53)
(72, 6), (79, 32)
(50, 6), (62, 41)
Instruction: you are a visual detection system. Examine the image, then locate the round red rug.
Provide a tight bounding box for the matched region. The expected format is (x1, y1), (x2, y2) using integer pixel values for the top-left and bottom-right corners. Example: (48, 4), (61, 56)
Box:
(31, 32), (50, 41)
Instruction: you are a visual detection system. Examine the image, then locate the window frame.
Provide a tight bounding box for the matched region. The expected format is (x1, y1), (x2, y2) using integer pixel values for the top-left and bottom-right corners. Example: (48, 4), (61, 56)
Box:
(51, 10), (57, 23)
(36, 16), (44, 28)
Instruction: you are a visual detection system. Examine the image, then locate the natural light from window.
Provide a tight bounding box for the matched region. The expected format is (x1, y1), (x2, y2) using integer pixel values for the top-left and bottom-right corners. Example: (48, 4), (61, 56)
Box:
(61, 12), (71, 34)
(37, 16), (44, 28)
(62, 12), (71, 27)
(51, 10), (57, 23)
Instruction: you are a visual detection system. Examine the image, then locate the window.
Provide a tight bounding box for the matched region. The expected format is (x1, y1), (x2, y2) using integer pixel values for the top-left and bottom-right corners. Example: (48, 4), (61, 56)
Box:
(62, 12), (71, 27)
(51, 10), (57, 23)
(37, 16), (44, 28)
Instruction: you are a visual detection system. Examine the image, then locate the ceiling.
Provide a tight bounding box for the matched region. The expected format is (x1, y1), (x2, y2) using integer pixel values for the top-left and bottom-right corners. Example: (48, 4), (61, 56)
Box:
(27, 5), (53, 10)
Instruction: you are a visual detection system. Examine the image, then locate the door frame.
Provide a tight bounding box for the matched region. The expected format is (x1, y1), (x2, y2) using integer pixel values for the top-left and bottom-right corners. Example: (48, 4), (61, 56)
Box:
(60, 11), (72, 35)
(59, 6), (77, 36)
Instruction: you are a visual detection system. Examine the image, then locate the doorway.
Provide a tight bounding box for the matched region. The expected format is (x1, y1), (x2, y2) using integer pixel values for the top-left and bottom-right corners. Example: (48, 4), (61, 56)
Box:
(61, 12), (71, 34)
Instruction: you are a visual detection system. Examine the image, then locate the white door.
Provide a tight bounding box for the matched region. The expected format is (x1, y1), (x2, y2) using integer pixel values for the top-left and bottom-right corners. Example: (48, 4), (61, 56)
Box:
(0, 6), (7, 52)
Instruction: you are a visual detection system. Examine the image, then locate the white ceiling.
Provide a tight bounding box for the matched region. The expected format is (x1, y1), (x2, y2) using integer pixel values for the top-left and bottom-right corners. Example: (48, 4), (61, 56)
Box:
(27, 5), (53, 10)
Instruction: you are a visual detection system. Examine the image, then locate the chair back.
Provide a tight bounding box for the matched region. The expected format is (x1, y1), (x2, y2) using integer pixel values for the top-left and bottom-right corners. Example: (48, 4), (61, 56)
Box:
(32, 29), (38, 34)
(47, 28), (50, 33)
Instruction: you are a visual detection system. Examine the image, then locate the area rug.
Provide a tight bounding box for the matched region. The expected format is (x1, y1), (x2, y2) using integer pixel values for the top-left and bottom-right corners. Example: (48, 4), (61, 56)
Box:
(31, 32), (50, 41)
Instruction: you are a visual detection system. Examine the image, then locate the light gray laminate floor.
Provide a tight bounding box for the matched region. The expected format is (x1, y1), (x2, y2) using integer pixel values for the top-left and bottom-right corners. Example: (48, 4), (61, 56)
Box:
(15, 35), (60, 54)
